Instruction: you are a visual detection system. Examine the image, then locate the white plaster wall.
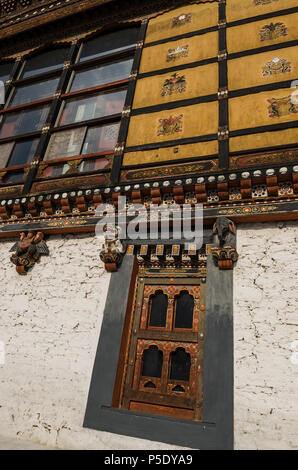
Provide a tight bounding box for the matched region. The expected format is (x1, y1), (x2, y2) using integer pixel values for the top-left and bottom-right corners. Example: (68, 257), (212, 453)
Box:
(0, 233), (184, 450)
(234, 221), (298, 450)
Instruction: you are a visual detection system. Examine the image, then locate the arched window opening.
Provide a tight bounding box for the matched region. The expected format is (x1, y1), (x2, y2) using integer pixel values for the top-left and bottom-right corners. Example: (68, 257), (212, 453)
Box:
(170, 348), (191, 382)
(141, 345), (163, 378)
(174, 290), (194, 329)
(148, 290), (168, 328)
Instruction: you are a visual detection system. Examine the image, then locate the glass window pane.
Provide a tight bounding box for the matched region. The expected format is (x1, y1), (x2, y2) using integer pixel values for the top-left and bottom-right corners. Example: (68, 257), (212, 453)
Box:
(3, 171), (24, 184)
(7, 139), (39, 167)
(0, 142), (14, 168)
(78, 157), (111, 172)
(174, 291), (194, 329)
(170, 348), (191, 382)
(58, 89), (126, 126)
(0, 62), (13, 84)
(81, 123), (119, 154)
(44, 127), (86, 161)
(10, 78), (59, 107)
(41, 163), (69, 178)
(79, 27), (139, 62)
(0, 106), (49, 139)
(22, 47), (69, 79)
(70, 59), (133, 92)
(142, 346), (163, 378)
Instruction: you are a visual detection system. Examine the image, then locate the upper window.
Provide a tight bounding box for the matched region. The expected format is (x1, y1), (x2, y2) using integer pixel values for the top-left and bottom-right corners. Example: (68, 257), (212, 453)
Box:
(70, 58), (133, 92)
(58, 89), (127, 126)
(10, 77), (60, 107)
(21, 47), (69, 79)
(0, 138), (39, 168)
(79, 27), (139, 62)
(0, 25), (139, 174)
(0, 105), (50, 139)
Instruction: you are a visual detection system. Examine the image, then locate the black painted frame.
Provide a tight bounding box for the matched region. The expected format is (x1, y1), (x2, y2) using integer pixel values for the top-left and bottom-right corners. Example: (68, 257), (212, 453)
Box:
(84, 250), (234, 450)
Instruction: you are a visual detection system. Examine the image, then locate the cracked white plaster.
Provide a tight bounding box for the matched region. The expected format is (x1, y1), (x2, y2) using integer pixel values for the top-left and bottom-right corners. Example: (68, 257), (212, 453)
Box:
(234, 221), (298, 450)
(0, 233), (185, 450)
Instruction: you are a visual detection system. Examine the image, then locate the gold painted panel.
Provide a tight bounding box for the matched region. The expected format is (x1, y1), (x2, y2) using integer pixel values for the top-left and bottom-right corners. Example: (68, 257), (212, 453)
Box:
(230, 128), (298, 152)
(132, 63), (218, 109)
(126, 102), (218, 147)
(227, 12), (298, 54)
(228, 45), (298, 90)
(226, 0), (297, 23)
(229, 87), (298, 131)
(145, 2), (218, 44)
(139, 32), (218, 74)
(123, 140), (218, 166)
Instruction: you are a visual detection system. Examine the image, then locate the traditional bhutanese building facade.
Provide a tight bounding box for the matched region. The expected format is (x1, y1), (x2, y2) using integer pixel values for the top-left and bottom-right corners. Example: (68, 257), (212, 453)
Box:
(0, 0), (297, 450)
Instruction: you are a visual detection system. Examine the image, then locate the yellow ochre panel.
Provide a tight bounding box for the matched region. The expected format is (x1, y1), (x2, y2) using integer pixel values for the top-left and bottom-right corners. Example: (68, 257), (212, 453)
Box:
(145, 2), (218, 44)
(228, 45), (298, 90)
(132, 63), (218, 109)
(227, 12), (298, 54)
(139, 32), (218, 74)
(230, 127), (298, 152)
(229, 87), (298, 131)
(227, 0), (297, 23)
(123, 140), (218, 166)
(126, 102), (218, 147)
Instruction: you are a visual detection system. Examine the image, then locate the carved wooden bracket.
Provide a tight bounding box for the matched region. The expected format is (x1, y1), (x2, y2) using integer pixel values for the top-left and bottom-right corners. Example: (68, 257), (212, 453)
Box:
(211, 217), (238, 270)
(99, 226), (126, 272)
(10, 230), (49, 275)
(210, 246), (238, 270)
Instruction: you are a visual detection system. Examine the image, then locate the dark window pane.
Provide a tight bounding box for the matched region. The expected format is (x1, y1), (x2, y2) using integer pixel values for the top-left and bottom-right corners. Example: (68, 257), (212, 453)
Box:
(82, 123), (119, 154)
(10, 78), (59, 107)
(58, 90), (126, 126)
(22, 47), (69, 79)
(0, 62), (13, 84)
(142, 345), (163, 378)
(79, 27), (139, 62)
(172, 385), (185, 393)
(7, 139), (39, 167)
(170, 348), (191, 382)
(175, 291), (194, 329)
(70, 59), (133, 92)
(3, 171), (24, 184)
(144, 381), (156, 389)
(0, 106), (49, 139)
(149, 290), (168, 328)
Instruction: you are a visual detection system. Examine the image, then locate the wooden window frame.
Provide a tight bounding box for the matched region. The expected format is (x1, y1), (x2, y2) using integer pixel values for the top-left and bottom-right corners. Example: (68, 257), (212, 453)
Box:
(116, 276), (206, 422)
(0, 31), (138, 178)
(84, 251), (234, 449)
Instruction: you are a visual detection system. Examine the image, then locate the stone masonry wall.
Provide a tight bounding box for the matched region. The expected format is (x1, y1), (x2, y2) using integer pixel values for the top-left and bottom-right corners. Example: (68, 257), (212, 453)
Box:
(234, 221), (298, 450)
(0, 233), (183, 450)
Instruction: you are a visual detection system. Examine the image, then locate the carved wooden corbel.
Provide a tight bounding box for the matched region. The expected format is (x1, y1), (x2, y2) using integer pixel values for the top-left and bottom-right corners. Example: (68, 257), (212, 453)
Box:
(10, 231), (49, 275)
(99, 226), (126, 272)
(211, 217), (238, 270)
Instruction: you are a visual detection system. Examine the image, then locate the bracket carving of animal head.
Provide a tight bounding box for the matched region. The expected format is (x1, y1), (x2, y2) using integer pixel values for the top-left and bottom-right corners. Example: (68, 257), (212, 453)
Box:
(10, 231), (49, 275)
(211, 217), (238, 270)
